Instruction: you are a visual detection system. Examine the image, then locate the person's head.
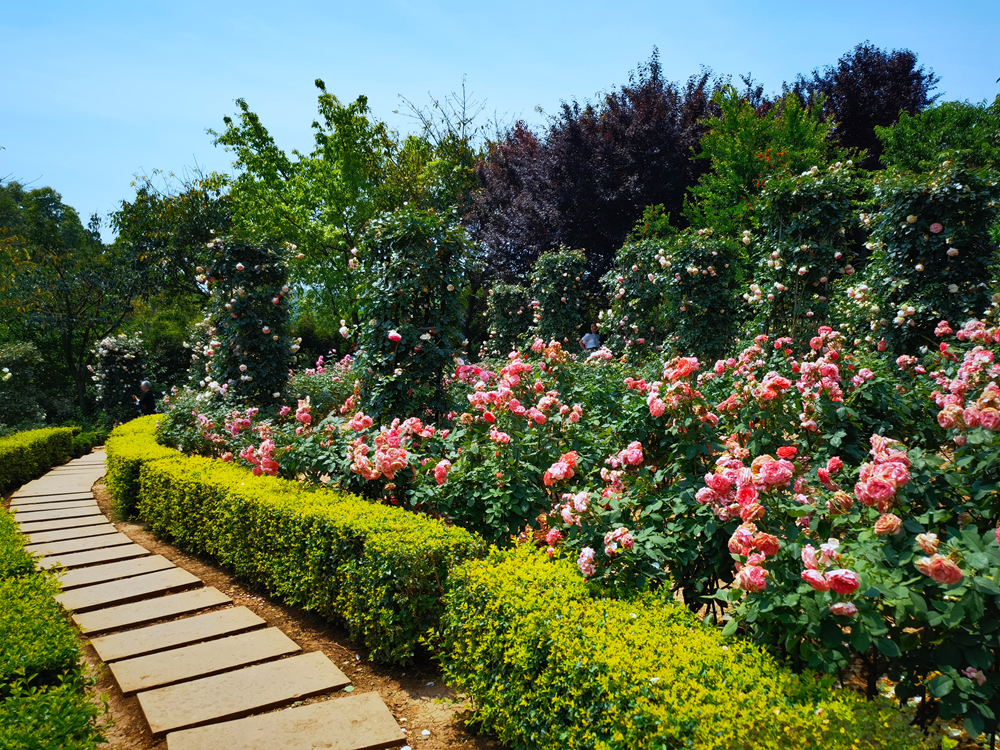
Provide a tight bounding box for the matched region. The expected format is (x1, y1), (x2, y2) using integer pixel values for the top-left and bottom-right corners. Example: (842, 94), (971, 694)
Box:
(140, 381), (151, 392)
(590, 323), (598, 333)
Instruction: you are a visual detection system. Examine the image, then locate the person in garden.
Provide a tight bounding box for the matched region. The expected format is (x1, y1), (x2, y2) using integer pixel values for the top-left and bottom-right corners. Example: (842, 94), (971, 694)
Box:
(134, 380), (156, 415)
(579, 322), (600, 351)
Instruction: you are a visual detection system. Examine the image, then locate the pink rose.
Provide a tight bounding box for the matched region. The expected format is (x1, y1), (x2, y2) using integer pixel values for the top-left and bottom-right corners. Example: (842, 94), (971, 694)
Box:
(874, 513), (902, 536)
(825, 569), (860, 595)
(915, 533), (939, 554)
(388, 330), (402, 342)
(829, 601), (858, 617)
(752, 532), (780, 557)
(996, 527), (1000, 546)
(695, 487), (716, 505)
(876, 462), (910, 488)
(734, 565), (768, 592)
(929, 222), (944, 234)
(802, 544), (819, 570)
(916, 554), (963, 585)
(648, 397), (665, 418)
(728, 524), (755, 556)
(577, 547), (596, 577)
(802, 569), (830, 591)
(706, 473), (732, 494)
(736, 485), (759, 505)
(740, 502), (765, 522)
(433, 459), (452, 485)
(760, 459), (794, 487)
(980, 408), (1000, 431)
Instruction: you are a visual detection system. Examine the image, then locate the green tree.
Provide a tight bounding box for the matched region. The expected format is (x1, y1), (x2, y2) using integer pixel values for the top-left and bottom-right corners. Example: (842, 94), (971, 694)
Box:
(684, 87), (849, 237)
(0, 182), (148, 414)
(876, 100), (1000, 172)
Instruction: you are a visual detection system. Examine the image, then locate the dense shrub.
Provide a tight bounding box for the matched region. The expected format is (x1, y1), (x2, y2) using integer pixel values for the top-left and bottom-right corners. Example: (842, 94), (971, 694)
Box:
(600, 239), (670, 359)
(0, 510), (103, 749)
(0, 427), (74, 492)
(527, 248), (590, 346)
(104, 415), (177, 519)
(92, 332), (146, 424)
(481, 282), (530, 358)
(107, 417), (486, 663)
(0, 342), (46, 427)
(434, 547), (926, 750)
(356, 205), (473, 421)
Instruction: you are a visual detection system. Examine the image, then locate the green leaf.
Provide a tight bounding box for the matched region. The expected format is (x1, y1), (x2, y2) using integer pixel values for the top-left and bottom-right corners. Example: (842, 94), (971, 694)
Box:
(721, 618), (738, 637)
(875, 637), (900, 658)
(929, 675), (954, 698)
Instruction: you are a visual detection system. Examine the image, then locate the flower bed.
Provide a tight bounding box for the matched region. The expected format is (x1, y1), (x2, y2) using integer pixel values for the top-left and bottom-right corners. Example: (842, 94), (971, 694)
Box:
(0, 427), (75, 492)
(0, 509), (104, 750)
(107, 417), (486, 663)
(434, 546), (927, 750)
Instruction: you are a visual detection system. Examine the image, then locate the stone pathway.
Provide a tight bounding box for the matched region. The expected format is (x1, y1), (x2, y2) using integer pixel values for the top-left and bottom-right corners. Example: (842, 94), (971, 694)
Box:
(10, 451), (405, 750)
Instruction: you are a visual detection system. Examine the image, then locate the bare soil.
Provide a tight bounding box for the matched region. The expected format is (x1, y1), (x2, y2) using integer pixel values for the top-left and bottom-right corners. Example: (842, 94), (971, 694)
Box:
(5, 454), (499, 750)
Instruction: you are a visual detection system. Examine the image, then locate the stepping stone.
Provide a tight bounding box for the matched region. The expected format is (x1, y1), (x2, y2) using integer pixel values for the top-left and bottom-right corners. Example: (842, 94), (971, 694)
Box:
(39, 543), (150, 570)
(58, 555), (174, 590)
(14, 477), (99, 495)
(11, 488), (96, 499)
(12, 499), (98, 512)
(111, 628), (300, 694)
(137, 651), (350, 735)
(10, 492), (94, 506)
(26, 532), (133, 557)
(165, 692), (403, 750)
(13, 506), (103, 523)
(73, 587), (232, 635)
(25, 524), (118, 545)
(19, 514), (113, 534)
(90, 607), (265, 662)
(56, 568), (201, 612)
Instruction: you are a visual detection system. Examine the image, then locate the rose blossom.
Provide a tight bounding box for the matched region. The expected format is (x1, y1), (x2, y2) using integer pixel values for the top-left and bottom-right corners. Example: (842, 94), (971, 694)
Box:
(728, 524), (756, 556)
(801, 569), (830, 591)
(577, 547), (596, 577)
(874, 513), (902, 536)
(752, 532), (780, 557)
(825, 569), (860, 595)
(734, 565), (768, 592)
(545, 528), (563, 545)
(801, 544), (819, 570)
(388, 330), (402, 342)
(829, 602), (858, 617)
(916, 554), (963, 585)
(915, 533), (939, 554)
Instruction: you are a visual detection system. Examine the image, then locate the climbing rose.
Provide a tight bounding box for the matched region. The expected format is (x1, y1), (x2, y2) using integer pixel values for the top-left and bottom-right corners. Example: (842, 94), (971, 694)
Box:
(874, 514), (902, 536)
(829, 602), (858, 617)
(801, 545), (819, 570)
(917, 554), (963, 585)
(915, 533), (939, 554)
(734, 565), (768, 592)
(801, 569), (830, 591)
(577, 547), (596, 577)
(433, 459), (452, 485)
(825, 569), (860, 595)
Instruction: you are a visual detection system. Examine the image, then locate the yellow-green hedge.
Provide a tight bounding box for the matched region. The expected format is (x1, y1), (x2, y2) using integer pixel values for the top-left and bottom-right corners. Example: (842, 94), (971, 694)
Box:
(104, 418), (487, 663)
(0, 509), (103, 749)
(0, 427), (75, 492)
(434, 547), (929, 750)
(104, 416), (177, 519)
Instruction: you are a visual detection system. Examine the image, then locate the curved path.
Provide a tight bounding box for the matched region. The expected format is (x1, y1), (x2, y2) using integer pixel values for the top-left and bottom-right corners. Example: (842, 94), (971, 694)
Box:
(10, 451), (406, 750)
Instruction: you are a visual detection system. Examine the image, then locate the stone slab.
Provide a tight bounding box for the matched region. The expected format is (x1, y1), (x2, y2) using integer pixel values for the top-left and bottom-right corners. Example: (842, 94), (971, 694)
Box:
(39, 543), (150, 571)
(56, 568), (201, 612)
(58, 555), (173, 590)
(13, 506), (104, 523)
(12, 500), (98, 513)
(14, 477), (100, 495)
(11, 487), (95, 499)
(165, 692), (403, 750)
(25, 524), (118, 545)
(18, 515), (111, 533)
(26, 532), (133, 557)
(73, 587), (232, 635)
(137, 651), (351, 735)
(10, 491), (94, 506)
(90, 607), (265, 662)
(112, 627), (300, 694)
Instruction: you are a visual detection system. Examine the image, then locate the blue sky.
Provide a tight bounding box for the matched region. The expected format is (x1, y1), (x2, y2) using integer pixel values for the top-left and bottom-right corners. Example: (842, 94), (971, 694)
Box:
(3, 0), (998, 240)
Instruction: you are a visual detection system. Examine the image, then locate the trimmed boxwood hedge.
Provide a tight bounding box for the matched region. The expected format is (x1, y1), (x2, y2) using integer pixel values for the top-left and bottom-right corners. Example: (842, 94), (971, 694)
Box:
(105, 418), (487, 663)
(104, 415), (177, 519)
(0, 427), (75, 492)
(0, 509), (103, 749)
(433, 547), (929, 750)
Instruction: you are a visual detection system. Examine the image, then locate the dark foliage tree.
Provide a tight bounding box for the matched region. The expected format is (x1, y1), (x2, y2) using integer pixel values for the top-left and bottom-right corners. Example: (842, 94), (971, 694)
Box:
(793, 42), (940, 169)
(469, 51), (719, 285)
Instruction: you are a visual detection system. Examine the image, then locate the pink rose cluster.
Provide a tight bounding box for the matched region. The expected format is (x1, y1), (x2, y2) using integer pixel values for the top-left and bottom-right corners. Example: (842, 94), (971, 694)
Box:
(799, 539), (861, 616)
(577, 546), (596, 577)
(543, 451), (578, 486)
(853, 435), (911, 512)
(239, 438), (280, 477)
(557, 491), (589, 526)
(929, 334), (1000, 433)
(696, 452), (795, 524)
(224, 407), (257, 437)
(349, 411), (374, 432)
(604, 527), (635, 557)
(728, 521), (779, 593)
(916, 554), (964, 585)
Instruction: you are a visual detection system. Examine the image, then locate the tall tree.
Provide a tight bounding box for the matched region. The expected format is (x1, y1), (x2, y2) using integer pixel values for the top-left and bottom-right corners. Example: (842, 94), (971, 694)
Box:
(793, 42), (940, 168)
(0, 182), (149, 414)
(469, 51), (719, 285)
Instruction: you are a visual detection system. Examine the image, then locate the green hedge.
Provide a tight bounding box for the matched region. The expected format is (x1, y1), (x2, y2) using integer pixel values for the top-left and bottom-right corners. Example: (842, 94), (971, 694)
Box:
(0, 510), (103, 749)
(0, 427), (75, 492)
(434, 547), (928, 750)
(103, 418), (487, 664)
(104, 415), (177, 519)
